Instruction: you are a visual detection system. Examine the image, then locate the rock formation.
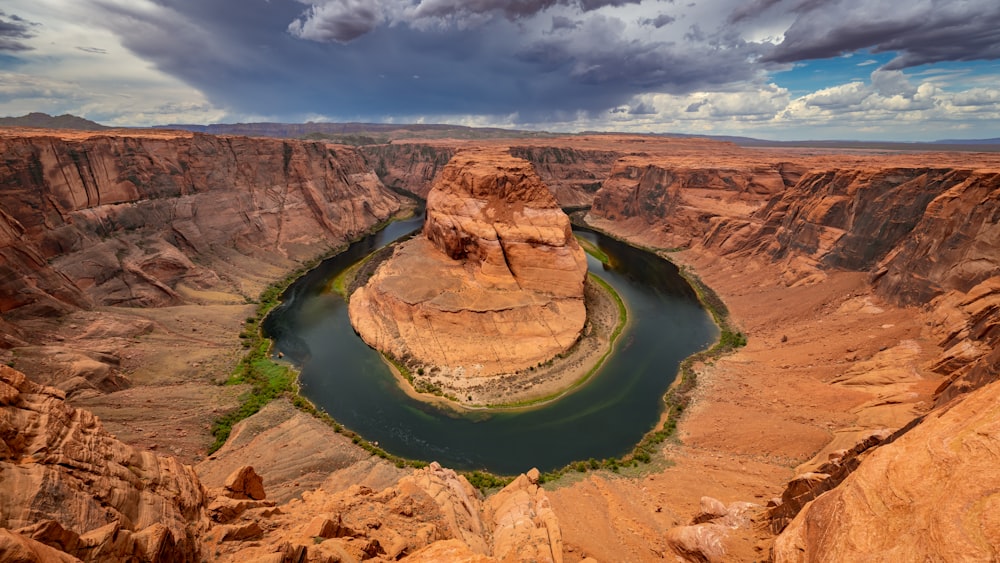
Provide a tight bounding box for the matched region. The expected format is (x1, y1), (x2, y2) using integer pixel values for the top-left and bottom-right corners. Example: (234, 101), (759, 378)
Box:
(0, 362), (565, 562)
(0, 129), (400, 400)
(361, 142), (456, 198)
(589, 156), (804, 249)
(0, 131), (400, 319)
(5, 128), (1000, 562)
(0, 365), (207, 561)
(509, 145), (620, 208)
(772, 379), (1000, 562)
(362, 142), (620, 207)
(349, 148), (588, 379)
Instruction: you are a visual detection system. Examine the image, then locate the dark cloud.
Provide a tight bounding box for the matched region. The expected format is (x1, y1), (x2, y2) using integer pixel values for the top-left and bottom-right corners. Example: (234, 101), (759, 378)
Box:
(685, 99), (707, 112)
(411, 0), (641, 21)
(76, 46), (108, 55)
(84, 0), (992, 127)
(288, 0), (383, 43)
(629, 101), (657, 114)
(0, 10), (38, 52)
(639, 13), (675, 28)
(727, 0), (782, 24)
(551, 15), (581, 31)
(285, 0), (644, 44)
(82, 0), (769, 124)
(764, 0), (1000, 69)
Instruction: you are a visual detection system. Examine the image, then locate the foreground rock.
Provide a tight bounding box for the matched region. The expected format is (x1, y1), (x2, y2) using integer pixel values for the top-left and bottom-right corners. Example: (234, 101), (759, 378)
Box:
(349, 148), (588, 381)
(0, 365), (206, 561)
(772, 379), (1000, 562)
(0, 364), (563, 562)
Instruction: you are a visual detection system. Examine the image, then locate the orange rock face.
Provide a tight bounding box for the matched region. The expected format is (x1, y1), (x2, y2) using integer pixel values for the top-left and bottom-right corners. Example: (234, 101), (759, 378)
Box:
(349, 148), (588, 378)
(0, 365), (206, 561)
(0, 132), (400, 317)
(772, 379), (1000, 562)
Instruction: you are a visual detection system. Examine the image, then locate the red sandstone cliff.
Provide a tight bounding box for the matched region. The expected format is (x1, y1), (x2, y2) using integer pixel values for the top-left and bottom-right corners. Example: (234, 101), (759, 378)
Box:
(360, 143), (456, 199)
(0, 132), (400, 319)
(4, 130), (1000, 562)
(588, 157), (805, 249)
(509, 145), (620, 208)
(362, 142), (621, 207)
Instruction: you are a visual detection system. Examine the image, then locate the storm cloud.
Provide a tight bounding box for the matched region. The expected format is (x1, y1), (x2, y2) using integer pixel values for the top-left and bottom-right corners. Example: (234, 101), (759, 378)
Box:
(0, 10), (37, 52)
(763, 0), (1000, 69)
(6, 0), (999, 136)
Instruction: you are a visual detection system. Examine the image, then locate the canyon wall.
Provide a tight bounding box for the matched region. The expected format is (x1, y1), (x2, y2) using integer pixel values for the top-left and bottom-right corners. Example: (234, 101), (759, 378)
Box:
(589, 157), (805, 249)
(509, 145), (620, 208)
(589, 159), (1000, 402)
(712, 168), (1000, 402)
(582, 151), (1000, 560)
(360, 143), (456, 199)
(0, 132), (401, 321)
(3, 129), (1000, 562)
(363, 142), (621, 207)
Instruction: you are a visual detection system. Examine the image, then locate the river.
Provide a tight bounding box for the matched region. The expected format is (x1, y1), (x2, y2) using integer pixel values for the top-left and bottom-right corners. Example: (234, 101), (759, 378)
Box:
(263, 216), (717, 474)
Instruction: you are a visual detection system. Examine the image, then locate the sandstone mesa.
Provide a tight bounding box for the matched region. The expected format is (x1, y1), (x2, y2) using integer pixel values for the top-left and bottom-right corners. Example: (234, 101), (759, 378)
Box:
(349, 148), (589, 381)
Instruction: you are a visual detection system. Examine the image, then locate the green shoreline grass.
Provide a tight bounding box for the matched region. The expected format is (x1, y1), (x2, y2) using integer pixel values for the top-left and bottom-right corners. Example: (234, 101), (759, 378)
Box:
(210, 214), (744, 492)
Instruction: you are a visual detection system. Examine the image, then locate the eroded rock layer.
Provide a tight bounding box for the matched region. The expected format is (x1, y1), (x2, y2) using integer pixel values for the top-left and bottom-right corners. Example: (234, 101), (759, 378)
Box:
(772, 379), (1000, 562)
(0, 365), (206, 561)
(349, 148), (588, 378)
(0, 365), (563, 562)
(0, 130), (400, 319)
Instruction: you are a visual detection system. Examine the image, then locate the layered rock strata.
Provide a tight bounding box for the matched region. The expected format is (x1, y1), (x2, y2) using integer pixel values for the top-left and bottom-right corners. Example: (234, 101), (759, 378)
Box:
(0, 364), (564, 562)
(349, 148), (588, 380)
(0, 131), (400, 319)
(0, 365), (206, 561)
(772, 379), (1000, 562)
(588, 157), (804, 249)
(0, 129), (400, 400)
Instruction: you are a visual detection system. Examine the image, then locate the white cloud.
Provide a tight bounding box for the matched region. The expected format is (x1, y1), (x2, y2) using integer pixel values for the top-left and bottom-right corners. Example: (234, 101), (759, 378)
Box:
(0, 0), (227, 125)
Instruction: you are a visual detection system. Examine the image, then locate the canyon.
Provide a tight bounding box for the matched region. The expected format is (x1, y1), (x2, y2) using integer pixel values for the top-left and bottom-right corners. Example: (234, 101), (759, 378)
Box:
(1, 126), (999, 562)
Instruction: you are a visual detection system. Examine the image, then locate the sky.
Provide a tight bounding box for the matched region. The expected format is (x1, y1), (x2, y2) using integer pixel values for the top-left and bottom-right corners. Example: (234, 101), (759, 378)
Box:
(1, 0), (998, 140)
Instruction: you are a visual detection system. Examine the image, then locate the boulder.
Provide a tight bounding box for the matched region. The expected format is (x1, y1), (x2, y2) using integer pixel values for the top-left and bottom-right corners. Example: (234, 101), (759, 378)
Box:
(224, 466), (267, 500)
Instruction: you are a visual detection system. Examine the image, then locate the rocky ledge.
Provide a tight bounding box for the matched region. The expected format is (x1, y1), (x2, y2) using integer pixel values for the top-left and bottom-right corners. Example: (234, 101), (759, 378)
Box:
(348, 148), (590, 398)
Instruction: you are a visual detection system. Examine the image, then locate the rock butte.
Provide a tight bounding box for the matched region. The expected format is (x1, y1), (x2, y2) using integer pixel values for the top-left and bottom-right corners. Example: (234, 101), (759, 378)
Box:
(1, 127), (1000, 561)
(349, 148), (589, 380)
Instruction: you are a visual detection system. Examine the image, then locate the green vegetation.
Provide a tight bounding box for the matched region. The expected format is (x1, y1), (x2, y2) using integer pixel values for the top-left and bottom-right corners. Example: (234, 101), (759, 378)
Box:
(464, 470), (515, 493)
(575, 234), (611, 265)
(209, 339), (296, 453)
(208, 213), (409, 453)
